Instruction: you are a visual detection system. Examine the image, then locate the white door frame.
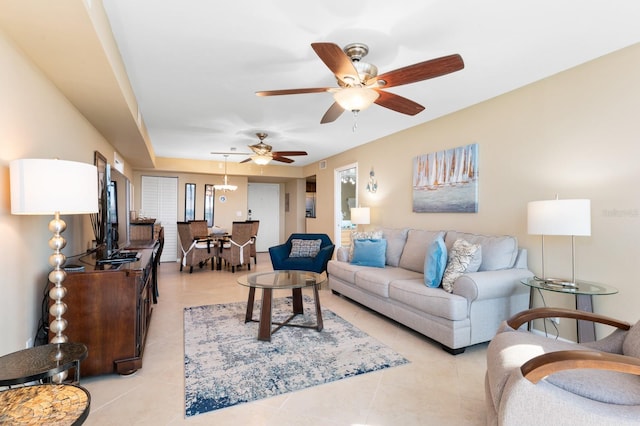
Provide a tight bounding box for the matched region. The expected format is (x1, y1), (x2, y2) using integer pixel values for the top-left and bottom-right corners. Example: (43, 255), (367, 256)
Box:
(334, 163), (358, 247)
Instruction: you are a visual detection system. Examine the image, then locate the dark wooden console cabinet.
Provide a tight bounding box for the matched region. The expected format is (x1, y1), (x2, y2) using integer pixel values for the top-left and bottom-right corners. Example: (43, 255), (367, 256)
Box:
(52, 249), (154, 377)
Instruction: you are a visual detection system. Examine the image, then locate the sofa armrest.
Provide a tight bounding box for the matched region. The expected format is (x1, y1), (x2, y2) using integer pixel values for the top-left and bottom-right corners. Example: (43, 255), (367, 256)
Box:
(336, 246), (349, 262)
(453, 268), (534, 301)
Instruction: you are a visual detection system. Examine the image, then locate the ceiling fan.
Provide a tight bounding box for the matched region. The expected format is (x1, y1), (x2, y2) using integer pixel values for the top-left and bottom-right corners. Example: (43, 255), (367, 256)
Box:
(256, 42), (464, 124)
(211, 133), (307, 165)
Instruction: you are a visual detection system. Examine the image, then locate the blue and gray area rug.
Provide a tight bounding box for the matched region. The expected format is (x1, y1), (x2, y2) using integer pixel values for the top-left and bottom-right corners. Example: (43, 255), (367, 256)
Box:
(184, 296), (409, 417)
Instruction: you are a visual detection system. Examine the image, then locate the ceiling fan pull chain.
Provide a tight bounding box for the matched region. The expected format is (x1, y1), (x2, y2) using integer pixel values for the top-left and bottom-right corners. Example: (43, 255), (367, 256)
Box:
(352, 110), (359, 132)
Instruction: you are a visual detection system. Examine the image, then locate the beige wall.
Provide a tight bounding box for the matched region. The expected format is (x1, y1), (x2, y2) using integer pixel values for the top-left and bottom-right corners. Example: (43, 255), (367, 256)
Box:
(1, 12), (638, 355)
(309, 43), (640, 336)
(0, 28), (133, 354)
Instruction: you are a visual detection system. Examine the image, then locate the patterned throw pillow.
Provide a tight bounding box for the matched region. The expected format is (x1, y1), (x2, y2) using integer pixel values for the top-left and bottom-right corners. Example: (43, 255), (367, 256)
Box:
(289, 239), (322, 258)
(441, 239), (480, 293)
(348, 230), (383, 261)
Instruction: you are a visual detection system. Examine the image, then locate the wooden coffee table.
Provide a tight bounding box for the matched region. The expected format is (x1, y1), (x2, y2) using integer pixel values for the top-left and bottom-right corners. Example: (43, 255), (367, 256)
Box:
(237, 270), (325, 341)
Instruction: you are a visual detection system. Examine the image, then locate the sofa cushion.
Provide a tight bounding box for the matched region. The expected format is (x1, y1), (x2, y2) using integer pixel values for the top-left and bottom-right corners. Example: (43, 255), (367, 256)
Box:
(327, 259), (362, 283)
(351, 239), (387, 268)
(399, 230), (445, 273)
(424, 236), (447, 287)
(445, 231), (517, 271)
(379, 227), (409, 267)
(354, 267), (423, 298)
(442, 239), (480, 293)
(290, 238), (322, 257)
(389, 279), (468, 321)
(349, 230), (383, 261)
(466, 245), (483, 273)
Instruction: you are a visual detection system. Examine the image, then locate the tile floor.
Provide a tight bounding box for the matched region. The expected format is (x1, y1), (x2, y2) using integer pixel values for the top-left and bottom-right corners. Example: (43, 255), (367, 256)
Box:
(81, 253), (488, 425)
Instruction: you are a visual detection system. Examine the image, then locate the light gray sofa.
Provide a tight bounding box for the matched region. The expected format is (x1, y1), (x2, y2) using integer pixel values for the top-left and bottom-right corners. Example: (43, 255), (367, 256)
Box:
(327, 228), (533, 354)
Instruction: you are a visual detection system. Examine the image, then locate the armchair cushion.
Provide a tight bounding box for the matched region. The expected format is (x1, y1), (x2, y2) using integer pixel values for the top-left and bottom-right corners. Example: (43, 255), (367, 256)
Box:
(290, 238), (322, 258)
(623, 321), (640, 358)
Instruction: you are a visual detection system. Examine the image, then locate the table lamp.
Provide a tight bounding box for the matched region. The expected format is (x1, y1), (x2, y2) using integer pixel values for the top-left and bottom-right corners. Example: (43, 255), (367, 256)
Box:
(527, 198), (591, 285)
(350, 207), (370, 232)
(10, 159), (98, 380)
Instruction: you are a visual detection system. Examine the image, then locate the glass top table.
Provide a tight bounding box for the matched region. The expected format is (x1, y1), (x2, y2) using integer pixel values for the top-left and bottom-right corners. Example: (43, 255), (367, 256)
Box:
(238, 271), (326, 341)
(521, 277), (618, 296)
(521, 277), (618, 342)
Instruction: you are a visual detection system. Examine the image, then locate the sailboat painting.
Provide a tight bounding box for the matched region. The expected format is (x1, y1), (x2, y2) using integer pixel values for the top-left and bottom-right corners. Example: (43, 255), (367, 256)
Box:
(412, 143), (479, 213)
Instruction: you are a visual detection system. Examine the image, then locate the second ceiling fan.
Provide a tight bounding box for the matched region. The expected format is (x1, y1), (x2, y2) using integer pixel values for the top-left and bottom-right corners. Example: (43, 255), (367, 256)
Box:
(241, 132), (307, 164)
(256, 42), (464, 123)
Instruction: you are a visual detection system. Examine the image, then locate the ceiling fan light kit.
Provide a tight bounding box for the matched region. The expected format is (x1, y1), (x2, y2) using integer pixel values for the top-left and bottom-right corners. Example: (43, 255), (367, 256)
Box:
(252, 154), (272, 165)
(333, 87), (379, 112)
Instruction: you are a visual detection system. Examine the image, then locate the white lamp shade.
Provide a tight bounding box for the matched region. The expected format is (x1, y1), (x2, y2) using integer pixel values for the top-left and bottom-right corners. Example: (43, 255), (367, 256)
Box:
(350, 207), (370, 225)
(10, 159), (99, 215)
(527, 199), (591, 236)
(333, 87), (379, 111)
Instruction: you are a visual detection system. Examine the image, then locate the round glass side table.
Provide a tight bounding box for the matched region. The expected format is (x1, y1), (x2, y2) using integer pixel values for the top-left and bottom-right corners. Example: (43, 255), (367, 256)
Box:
(521, 277), (618, 342)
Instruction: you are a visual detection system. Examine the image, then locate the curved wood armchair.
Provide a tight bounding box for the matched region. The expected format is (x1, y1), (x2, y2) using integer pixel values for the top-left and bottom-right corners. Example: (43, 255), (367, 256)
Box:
(486, 307), (640, 425)
(505, 307), (639, 383)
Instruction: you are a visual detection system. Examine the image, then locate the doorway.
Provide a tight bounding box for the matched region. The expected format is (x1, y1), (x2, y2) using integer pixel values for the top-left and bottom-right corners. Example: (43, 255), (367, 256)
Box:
(334, 164), (358, 248)
(248, 183), (280, 252)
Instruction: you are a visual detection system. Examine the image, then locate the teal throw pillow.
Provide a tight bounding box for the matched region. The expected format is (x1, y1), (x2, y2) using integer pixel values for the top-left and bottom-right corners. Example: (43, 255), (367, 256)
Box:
(424, 236), (447, 287)
(351, 238), (387, 268)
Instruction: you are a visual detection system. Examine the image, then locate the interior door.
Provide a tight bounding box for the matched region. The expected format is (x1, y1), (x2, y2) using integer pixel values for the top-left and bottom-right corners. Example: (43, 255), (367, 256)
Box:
(334, 164), (358, 248)
(141, 175), (178, 262)
(248, 183), (280, 252)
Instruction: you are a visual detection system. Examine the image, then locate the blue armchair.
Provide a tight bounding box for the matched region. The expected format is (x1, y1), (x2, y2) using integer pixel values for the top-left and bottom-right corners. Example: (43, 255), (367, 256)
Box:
(269, 233), (335, 274)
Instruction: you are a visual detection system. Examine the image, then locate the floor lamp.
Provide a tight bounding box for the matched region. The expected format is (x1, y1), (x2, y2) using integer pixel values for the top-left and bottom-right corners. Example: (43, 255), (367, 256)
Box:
(350, 207), (370, 232)
(527, 198), (591, 284)
(10, 159), (98, 381)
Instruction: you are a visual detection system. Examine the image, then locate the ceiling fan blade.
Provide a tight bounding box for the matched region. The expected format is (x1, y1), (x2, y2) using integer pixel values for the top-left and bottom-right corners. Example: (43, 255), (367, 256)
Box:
(239, 158), (252, 163)
(273, 151), (307, 157)
(272, 156), (295, 164)
(320, 102), (344, 124)
(377, 54), (464, 88)
(311, 42), (359, 83)
(374, 90), (425, 116)
(256, 87), (330, 96)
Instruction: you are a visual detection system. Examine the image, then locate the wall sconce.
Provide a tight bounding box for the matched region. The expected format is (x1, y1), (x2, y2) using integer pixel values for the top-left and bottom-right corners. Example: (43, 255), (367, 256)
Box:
(366, 168), (378, 193)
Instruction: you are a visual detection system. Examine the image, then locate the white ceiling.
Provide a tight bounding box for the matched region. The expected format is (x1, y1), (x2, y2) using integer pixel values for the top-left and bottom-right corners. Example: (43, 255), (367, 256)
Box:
(20, 1), (640, 168)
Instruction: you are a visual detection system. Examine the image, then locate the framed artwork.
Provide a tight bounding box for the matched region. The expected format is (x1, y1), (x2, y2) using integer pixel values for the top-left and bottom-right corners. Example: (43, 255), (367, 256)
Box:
(185, 183), (196, 221)
(204, 184), (215, 227)
(412, 143), (479, 213)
